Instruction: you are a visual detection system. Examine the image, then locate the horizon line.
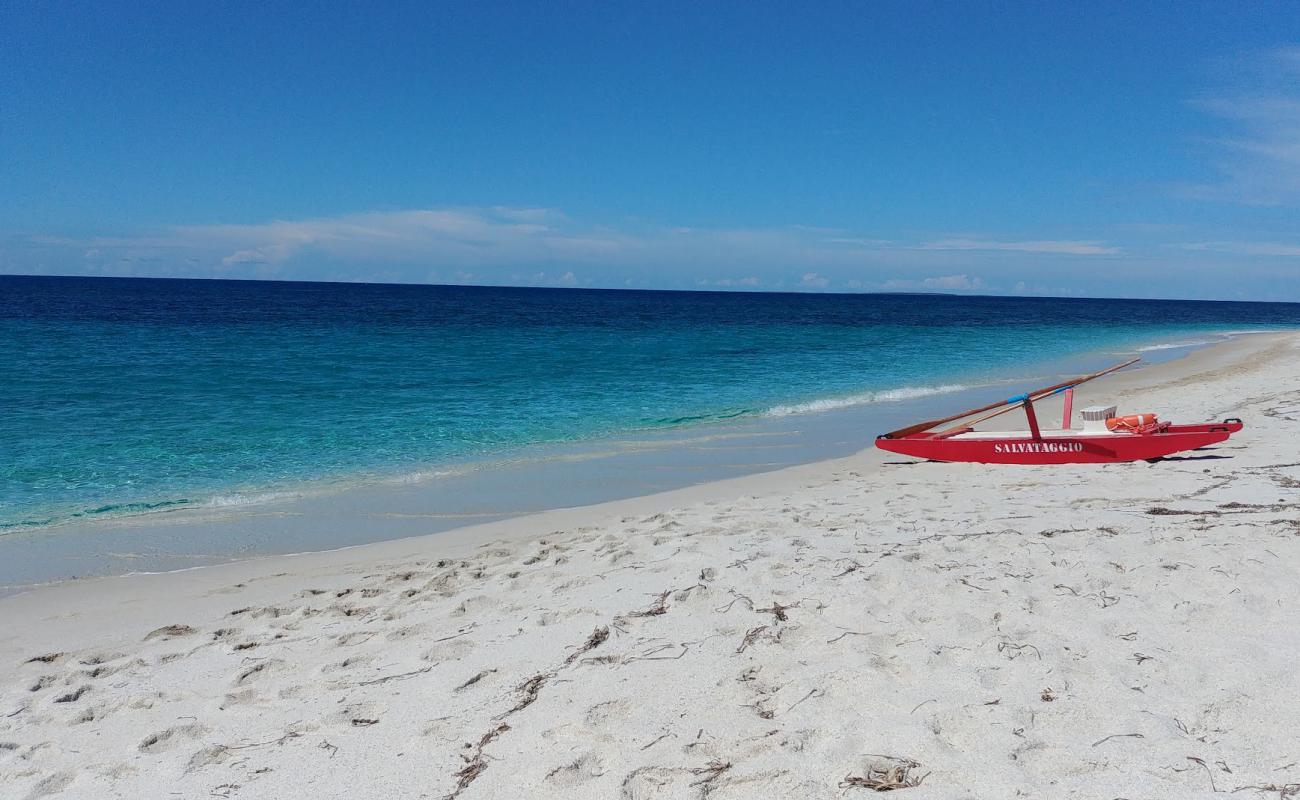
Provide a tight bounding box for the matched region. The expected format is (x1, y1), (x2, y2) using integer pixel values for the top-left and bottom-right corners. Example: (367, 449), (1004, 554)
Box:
(2, 271), (1297, 306)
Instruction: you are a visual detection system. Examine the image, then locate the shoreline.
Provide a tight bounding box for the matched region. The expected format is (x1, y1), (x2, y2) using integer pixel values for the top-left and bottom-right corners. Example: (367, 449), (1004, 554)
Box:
(0, 328), (1283, 592)
(2, 331), (1297, 798)
(2, 327), (1271, 538)
(3, 329), (1292, 603)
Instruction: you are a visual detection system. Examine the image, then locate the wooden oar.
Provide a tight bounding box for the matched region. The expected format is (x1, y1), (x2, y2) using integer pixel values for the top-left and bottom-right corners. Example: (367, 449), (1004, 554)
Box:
(880, 357), (1139, 439)
(938, 385), (1069, 434)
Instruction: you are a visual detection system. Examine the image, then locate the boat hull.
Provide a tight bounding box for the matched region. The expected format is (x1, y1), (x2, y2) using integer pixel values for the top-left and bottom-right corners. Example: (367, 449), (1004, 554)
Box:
(875, 420), (1240, 464)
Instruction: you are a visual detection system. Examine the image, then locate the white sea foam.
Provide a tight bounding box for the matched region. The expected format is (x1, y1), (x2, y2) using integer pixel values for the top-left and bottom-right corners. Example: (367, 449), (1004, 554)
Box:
(1136, 329), (1292, 353)
(1213, 329), (1290, 337)
(203, 490), (306, 508)
(383, 467), (472, 485)
(1136, 340), (1218, 352)
(764, 384), (969, 417)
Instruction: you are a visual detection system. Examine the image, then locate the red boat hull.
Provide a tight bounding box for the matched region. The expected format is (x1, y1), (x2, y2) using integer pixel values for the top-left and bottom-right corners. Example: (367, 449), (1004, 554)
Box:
(875, 419), (1241, 464)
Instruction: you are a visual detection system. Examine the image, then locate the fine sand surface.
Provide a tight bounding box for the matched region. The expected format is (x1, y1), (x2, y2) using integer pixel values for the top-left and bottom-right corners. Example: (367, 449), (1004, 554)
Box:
(2, 332), (1298, 799)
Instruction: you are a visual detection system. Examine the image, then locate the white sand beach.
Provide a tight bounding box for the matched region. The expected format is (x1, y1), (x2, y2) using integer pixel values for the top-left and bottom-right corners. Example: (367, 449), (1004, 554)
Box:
(2, 333), (1298, 799)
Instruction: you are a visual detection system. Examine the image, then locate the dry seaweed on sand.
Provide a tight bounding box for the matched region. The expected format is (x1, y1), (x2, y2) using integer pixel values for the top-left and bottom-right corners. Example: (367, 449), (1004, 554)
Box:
(445, 723), (510, 800)
(564, 626), (609, 664)
(627, 591), (671, 618)
(756, 601), (792, 622)
(502, 673), (551, 715)
(841, 758), (928, 791)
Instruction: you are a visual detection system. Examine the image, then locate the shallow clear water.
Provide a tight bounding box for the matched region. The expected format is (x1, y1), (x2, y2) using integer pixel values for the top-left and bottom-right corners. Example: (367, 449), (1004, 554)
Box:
(3, 275), (1298, 531)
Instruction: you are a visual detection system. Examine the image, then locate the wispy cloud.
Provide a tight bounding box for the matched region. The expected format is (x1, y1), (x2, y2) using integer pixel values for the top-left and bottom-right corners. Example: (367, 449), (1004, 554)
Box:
(1177, 241), (1300, 257)
(14, 207), (1122, 282)
(881, 274), (987, 292)
(183, 208), (571, 268)
(919, 238), (1120, 255)
(1185, 46), (1300, 206)
(17, 206), (1253, 295)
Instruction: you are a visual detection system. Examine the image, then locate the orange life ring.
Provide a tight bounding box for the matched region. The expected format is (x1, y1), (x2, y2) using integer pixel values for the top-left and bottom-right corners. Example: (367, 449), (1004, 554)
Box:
(1106, 413), (1158, 432)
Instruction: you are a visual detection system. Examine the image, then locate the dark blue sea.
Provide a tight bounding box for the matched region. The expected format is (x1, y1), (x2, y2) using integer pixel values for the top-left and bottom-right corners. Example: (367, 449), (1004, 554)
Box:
(3, 275), (1299, 533)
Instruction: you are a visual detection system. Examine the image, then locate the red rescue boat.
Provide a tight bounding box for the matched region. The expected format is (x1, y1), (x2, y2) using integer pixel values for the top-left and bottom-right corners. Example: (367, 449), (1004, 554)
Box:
(875, 358), (1243, 464)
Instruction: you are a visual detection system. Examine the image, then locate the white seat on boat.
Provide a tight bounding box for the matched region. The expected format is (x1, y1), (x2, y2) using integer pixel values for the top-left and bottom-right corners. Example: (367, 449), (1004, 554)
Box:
(1079, 404), (1117, 432)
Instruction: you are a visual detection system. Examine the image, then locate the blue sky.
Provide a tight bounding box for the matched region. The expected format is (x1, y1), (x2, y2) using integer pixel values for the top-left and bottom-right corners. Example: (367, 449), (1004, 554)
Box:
(2, 2), (1299, 300)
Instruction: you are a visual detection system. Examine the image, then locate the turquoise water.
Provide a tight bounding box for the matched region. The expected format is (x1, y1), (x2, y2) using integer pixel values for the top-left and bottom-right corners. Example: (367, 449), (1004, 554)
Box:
(3, 276), (1298, 532)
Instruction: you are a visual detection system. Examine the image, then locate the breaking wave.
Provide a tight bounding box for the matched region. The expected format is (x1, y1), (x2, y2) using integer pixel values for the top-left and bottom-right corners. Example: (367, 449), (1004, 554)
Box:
(764, 384), (970, 417)
(1136, 339), (1218, 352)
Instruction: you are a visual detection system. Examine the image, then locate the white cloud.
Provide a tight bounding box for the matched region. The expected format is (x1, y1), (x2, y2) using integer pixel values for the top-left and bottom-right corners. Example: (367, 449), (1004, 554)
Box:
(919, 238), (1120, 255)
(1177, 241), (1300, 257)
(40, 209), (1123, 277)
(711, 276), (762, 288)
(220, 243), (297, 266)
(8, 206), (1186, 295)
(882, 274), (986, 292)
(1184, 46), (1300, 205)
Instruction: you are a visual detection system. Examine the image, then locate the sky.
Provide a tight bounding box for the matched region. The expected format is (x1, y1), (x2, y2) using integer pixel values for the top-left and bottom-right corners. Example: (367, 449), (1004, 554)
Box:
(2, 1), (1299, 300)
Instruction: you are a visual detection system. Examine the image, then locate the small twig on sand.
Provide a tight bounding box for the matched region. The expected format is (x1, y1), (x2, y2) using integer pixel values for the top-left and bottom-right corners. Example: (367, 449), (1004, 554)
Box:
(359, 666), (433, 686)
(1092, 733), (1145, 747)
(431, 624), (478, 643)
(627, 642), (692, 663)
(640, 731), (676, 750)
(827, 629), (868, 644)
(1229, 783), (1300, 797)
(736, 626), (769, 654)
(689, 760), (732, 788)
(1187, 756), (1218, 793)
(714, 590), (754, 613)
(454, 669), (498, 692)
(788, 688), (825, 714)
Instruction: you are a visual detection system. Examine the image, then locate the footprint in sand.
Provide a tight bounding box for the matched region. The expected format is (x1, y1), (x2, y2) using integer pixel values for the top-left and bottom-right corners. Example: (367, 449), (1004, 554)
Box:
(138, 723), (206, 754)
(619, 766), (701, 799)
(78, 652), (125, 667)
(423, 572), (467, 598)
(23, 769), (75, 800)
(23, 652), (65, 666)
(584, 698), (633, 728)
(450, 595), (501, 617)
(29, 675), (57, 692)
(322, 654), (377, 674)
(544, 752), (605, 788)
(334, 631), (376, 647)
(328, 603), (376, 619)
(143, 624), (197, 642)
(233, 659), (284, 686)
(87, 657), (148, 680)
(421, 638), (475, 663)
(53, 686), (89, 704)
(386, 570), (424, 584)
(329, 701), (385, 729)
(385, 623), (428, 642)
(70, 704), (104, 724)
(220, 688), (258, 709)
